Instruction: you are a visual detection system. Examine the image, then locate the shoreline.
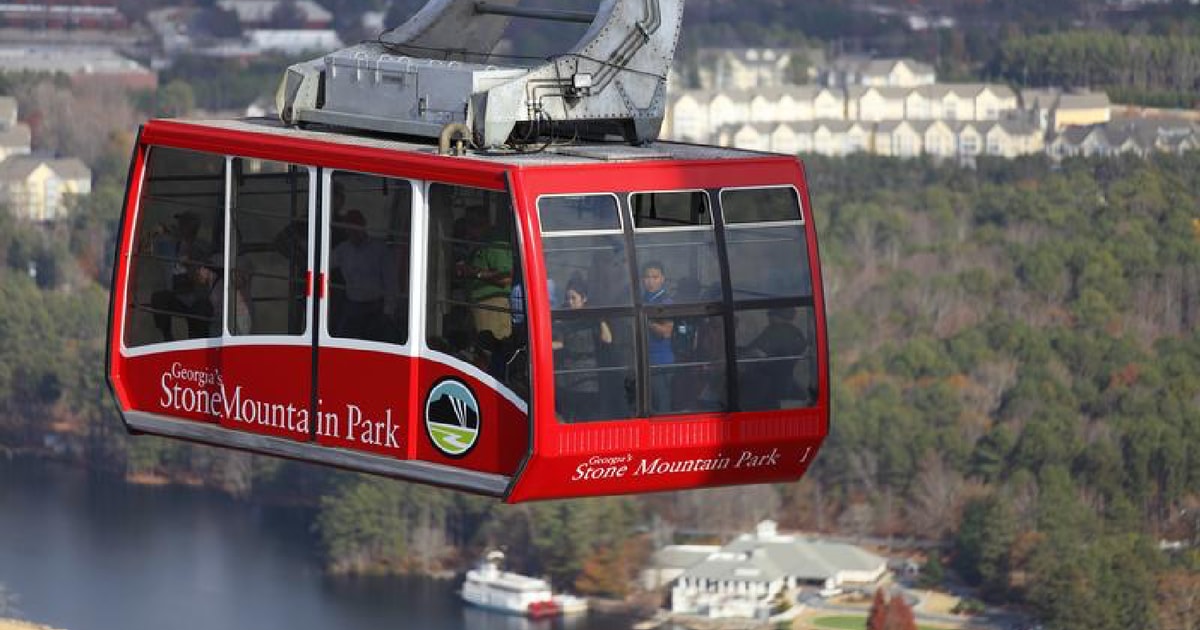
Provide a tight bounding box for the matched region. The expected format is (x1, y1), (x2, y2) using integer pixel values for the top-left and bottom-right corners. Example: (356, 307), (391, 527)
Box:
(0, 619), (64, 630)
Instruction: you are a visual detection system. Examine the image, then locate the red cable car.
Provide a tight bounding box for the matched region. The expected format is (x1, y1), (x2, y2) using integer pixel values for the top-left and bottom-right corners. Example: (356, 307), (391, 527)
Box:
(106, 0), (829, 502)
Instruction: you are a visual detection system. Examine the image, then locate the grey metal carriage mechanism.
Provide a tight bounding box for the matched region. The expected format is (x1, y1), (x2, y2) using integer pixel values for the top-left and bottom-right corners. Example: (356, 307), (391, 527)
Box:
(275, 0), (684, 149)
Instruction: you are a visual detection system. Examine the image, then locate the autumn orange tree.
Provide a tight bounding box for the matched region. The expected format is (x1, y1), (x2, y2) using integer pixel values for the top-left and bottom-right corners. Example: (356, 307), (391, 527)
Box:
(867, 589), (889, 630)
(867, 588), (918, 630)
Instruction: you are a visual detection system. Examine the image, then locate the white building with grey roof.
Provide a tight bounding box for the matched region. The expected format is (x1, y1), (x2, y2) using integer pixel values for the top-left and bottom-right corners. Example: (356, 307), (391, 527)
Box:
(664, 521), (888, 619)
(1047, 119), (1200, 160)
(822, 57), (936, 89)
(0, 96), (31, 161)
(0, 45), (156, 90)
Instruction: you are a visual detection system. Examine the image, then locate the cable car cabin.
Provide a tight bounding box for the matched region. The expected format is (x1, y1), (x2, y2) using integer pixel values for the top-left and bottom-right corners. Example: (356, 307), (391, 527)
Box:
(106, 117), (829, 502)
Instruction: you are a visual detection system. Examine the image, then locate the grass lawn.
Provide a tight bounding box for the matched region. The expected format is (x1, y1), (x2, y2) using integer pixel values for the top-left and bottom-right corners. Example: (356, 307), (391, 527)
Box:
(811, 617), (867, 630)
(810, 616), (952, 630)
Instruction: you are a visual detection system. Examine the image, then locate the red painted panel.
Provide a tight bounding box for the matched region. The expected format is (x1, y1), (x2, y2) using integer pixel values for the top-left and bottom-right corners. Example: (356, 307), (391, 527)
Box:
(411, 361), (529, 476)
(107, 139), (148, 412)
(507, 436), (823, 503)
(118, 346), (312, 442)
(114, 346), (528, 476)
(314, 348), (412, 459)
(214, 345), (312, 440)
(140, 119), (509, 192)
(512, 155), (808, 197)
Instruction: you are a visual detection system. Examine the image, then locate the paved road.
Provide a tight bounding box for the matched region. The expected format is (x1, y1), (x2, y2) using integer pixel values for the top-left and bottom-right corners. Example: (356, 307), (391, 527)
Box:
(794, 589), (1032, 630)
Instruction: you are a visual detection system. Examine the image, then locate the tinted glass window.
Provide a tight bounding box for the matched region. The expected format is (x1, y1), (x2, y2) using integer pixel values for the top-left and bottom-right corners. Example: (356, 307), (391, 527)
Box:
(722, 186), (803, 223)
(538, 195), (631, 308)
(540, 195), (637, 422)
(230, 158), (311, 336)
(536, 187), (817, 419)
(735, 306), (817, 410)
(631, 191), (721, 307)
(650, 313), (727, 414)
(722, 188), (811, 300)
(124, 147), (225, 347)
(327, 172), (411, 345)
(630, 190), (712, 228)
(631, 191), (727, 415)
(552, 314), (636, 421)
(539, 194), (621, 232)
(426, 184), (526, 398)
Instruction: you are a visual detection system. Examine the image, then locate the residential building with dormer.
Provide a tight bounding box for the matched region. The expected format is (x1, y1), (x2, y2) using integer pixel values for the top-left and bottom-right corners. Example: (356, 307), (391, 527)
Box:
(694, 48), (822, 91)
(821, 56), (936, 89)
(662, 55), (1037, 163)
(658, 52), (1196, 162)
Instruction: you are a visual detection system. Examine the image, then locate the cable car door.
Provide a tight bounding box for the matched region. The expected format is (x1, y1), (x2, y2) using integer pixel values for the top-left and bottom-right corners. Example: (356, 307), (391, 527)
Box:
(312, 171), (415, 461)
(215, 157), (317, 444)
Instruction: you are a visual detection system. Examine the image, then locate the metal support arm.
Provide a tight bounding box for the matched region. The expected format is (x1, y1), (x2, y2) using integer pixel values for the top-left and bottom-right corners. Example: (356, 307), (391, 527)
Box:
(277, 0), (684, 148)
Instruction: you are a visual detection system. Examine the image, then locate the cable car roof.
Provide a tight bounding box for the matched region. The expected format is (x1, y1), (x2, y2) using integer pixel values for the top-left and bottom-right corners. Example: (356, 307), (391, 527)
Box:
(142, 117), (793, 168)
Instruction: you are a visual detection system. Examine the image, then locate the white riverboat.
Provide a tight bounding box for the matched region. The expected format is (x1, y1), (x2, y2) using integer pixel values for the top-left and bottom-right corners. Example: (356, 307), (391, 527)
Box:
(461, 551), (588, 618)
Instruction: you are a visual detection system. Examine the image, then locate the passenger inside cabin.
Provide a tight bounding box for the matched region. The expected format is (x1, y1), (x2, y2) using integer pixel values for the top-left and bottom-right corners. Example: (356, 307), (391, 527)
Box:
(456, 204), (514, 341)
(586, 241), (629, 308)
(489, 273), (550, 393)
(583, 241), (633, 417)
(329, 210), (397, 341)
(740, 307), (809, 409)
(552, 276), (613, 420)
(211, 255), (254, 336)
(641, 260), (674, 413)
(149, 211), (215, 341)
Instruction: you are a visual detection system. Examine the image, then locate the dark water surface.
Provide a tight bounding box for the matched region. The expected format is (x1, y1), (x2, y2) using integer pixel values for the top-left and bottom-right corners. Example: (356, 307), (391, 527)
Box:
(0, 458), (634, 630)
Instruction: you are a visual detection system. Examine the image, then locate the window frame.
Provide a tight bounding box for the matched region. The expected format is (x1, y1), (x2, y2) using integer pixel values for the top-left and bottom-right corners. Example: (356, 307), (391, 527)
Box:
(627, 189), (714, 233)
(318, 168), (418, 352)
(226, 155), (318, 343)
(122, 146), (235, 355)
(536, 192), (624, 237)
(718, 184), (806, 228)
(536, 184), (819, 420)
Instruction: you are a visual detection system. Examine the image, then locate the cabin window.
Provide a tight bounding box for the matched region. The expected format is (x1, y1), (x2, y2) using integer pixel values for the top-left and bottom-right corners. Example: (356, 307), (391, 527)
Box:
(722, 187), (816, 410)
(230, 157), (313, 337)
(124, 146), (226, 347)
(425, 184), (526, 397)
(630, 191), (721, 305)
(538, 194), (622, 233)
(536, 187), (818, 419)
(631, 191), (728, 415)
(734, 306), (817, 410)
(326, 171), (411, 345)
(721, 187), (811, 300)
(539, 194), (636, 421)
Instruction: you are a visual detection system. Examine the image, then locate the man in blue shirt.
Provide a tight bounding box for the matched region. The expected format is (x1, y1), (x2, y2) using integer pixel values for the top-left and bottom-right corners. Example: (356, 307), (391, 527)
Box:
(642, 261), (674, 413)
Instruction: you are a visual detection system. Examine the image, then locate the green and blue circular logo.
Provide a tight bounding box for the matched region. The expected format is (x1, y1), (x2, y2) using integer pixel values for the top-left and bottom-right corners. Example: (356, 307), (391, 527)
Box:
(424, 379), (480, 458)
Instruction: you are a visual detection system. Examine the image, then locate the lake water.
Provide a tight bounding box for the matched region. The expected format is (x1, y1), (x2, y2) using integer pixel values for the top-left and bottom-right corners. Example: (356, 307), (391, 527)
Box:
(0, 458), (637, 630)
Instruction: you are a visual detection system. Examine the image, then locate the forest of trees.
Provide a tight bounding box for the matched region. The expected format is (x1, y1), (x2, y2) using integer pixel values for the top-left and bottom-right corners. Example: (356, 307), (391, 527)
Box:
(2, 66), (1200, 626)
(2, 1), (1200, 627)
(993, 31), (1200, 108)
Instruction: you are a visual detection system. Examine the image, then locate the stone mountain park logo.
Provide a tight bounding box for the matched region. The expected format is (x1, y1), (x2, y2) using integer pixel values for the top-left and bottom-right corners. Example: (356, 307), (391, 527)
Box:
(424, 379), (480, 458)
